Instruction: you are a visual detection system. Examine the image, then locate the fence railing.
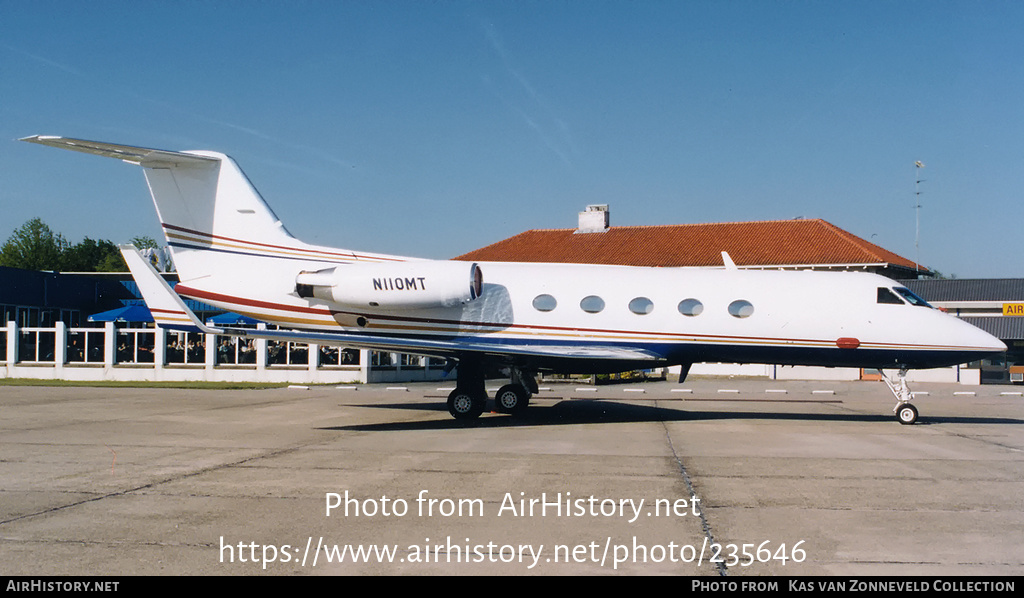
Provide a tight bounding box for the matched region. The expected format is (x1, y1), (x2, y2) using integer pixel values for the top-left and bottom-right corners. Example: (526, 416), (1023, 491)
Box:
(17, 327), (56, 363)
(1, 320), (447, 384)
(67, 328), (106, 363)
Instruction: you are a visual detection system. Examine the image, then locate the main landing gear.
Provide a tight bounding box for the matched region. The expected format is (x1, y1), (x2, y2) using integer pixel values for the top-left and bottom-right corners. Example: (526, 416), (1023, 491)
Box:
(879, 366), (919, 425)
(446, 358), (535, 420)
(446, 387), (487, 420)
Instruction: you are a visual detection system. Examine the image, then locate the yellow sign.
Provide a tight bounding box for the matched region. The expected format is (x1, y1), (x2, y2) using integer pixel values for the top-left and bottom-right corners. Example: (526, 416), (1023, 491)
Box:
(1003, 303), (1024, 316)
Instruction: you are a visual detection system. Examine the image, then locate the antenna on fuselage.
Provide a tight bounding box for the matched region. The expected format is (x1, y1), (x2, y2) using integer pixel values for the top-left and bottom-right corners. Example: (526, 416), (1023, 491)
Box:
(721, 251), (737, 270)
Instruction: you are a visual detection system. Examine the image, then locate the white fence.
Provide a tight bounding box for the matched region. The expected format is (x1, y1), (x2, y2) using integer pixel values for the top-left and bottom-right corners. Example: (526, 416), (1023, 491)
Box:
(1, 321), (449, 384)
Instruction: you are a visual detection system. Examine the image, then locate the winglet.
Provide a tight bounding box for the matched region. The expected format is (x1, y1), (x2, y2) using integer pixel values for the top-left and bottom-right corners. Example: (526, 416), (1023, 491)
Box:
(120, 245), (223, 334)
(721, 251), (738, 270)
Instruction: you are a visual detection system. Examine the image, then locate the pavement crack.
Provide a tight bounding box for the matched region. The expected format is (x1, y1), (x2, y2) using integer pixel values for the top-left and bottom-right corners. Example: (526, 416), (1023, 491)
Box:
(659, 416), (728, 576)
(0, 445), (306, 527)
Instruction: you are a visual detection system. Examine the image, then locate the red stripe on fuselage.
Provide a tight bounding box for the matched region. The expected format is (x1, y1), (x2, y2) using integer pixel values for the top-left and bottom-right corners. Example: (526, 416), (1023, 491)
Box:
(162, 223), (404, 263)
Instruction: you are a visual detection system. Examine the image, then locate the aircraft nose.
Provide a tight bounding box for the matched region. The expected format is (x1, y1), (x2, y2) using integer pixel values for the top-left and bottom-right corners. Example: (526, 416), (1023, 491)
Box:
(986, 334), (1008, 353)
(960, 319), (1006, 354)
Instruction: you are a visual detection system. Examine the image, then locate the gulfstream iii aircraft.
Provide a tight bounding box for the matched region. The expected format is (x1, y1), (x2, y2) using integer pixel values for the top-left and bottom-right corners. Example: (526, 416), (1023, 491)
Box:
(22, 136), (1006, 424)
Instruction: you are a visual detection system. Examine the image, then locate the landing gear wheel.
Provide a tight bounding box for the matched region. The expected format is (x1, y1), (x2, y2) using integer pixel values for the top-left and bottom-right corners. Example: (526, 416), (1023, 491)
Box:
(494, 384), (530, 415)
(897, 403), (919, 425)
(448, 388), (485, 420)
(881, 367), (920, 427)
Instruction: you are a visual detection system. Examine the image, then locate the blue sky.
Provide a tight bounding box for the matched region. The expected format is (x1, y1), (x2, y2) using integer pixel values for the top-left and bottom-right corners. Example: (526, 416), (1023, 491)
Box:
(2, 1), (1022, 278)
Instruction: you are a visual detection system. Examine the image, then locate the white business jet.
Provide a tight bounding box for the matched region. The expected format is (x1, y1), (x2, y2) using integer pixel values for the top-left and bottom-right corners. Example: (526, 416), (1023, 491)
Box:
(22, 136), (1006, 424)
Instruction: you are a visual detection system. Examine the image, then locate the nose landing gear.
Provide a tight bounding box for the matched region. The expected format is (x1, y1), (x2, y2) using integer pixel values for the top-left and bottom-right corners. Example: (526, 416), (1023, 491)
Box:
(880, 367), (919, 425)
(896, 403), (919, 425)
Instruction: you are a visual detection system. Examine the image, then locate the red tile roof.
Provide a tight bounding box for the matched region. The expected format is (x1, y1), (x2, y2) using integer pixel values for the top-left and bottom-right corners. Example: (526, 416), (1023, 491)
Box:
(455, 218), (924, 271)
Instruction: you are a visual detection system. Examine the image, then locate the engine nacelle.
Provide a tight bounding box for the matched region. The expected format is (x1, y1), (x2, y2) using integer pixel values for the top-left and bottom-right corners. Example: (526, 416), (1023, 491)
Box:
(295, 261), (482, 310)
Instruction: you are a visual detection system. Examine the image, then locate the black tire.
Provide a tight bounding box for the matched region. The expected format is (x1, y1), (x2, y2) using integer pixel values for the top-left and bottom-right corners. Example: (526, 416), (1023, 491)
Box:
(897, 403), (918, 425)
(448, 388), (485, 420)
(494, 384), (530, 415)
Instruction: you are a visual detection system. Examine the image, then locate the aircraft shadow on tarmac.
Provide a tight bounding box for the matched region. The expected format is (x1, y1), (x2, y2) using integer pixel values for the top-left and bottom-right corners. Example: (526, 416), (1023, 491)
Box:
(319, 399), (1024, 432)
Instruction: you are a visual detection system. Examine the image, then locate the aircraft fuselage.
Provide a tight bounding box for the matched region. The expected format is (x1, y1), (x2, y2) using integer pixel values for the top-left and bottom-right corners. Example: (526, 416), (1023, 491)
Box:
(174, 259), (1002, 374)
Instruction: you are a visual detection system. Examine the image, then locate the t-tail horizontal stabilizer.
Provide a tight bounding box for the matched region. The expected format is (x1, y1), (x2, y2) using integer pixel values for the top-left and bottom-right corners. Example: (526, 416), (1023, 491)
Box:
(120, 245), (222, 334)
(20, 136), (218, 168)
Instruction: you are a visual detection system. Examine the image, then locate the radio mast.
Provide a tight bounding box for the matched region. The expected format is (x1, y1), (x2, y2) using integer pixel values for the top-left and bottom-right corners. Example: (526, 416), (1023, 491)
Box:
(914, 161), (925, 274)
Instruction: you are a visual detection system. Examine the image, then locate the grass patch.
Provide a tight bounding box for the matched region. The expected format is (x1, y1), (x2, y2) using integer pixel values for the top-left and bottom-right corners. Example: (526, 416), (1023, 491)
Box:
(0, 378), (290, 390)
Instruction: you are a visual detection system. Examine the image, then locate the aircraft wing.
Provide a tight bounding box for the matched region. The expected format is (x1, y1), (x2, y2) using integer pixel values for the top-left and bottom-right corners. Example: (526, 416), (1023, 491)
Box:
(120, 245), (663, 365)
(229, 326), (664, 362)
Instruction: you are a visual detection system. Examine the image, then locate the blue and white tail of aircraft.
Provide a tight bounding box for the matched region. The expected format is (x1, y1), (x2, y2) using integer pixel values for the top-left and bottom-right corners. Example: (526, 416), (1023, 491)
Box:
(22, 135), (1006, 423)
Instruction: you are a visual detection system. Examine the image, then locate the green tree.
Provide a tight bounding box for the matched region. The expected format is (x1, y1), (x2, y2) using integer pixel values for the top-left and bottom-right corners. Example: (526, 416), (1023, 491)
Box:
(96, 249), (127, 272)
(62, 237), (123, 272)
(129, 235), (159, 250)
(73, 235), (161, 271)
(0, 218), (69, 270)
(0, 218), (163, 272)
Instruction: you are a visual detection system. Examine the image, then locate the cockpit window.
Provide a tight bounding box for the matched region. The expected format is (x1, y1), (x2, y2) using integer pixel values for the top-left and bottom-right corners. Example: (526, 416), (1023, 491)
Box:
(894, 287), (932, 308)
(877, 287), (904, 305)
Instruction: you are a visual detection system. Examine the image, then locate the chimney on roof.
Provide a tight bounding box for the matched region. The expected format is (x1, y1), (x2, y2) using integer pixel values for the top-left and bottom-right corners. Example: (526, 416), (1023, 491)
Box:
(576, 204), (609, 234)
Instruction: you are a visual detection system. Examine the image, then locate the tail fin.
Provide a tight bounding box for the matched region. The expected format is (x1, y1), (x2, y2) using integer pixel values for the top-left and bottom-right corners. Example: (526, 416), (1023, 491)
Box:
(21, 136), (307, 280)
(23, 135), (413, 318)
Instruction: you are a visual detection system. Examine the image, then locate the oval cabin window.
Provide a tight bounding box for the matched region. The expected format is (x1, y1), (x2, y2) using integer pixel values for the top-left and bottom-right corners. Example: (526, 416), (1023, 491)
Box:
(580, 295), (606, 314)
(678, 298), (704, 317)
(628, 297), (654, 315)
(532, 294), (557, 312)
(728, 300), (754, 318)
